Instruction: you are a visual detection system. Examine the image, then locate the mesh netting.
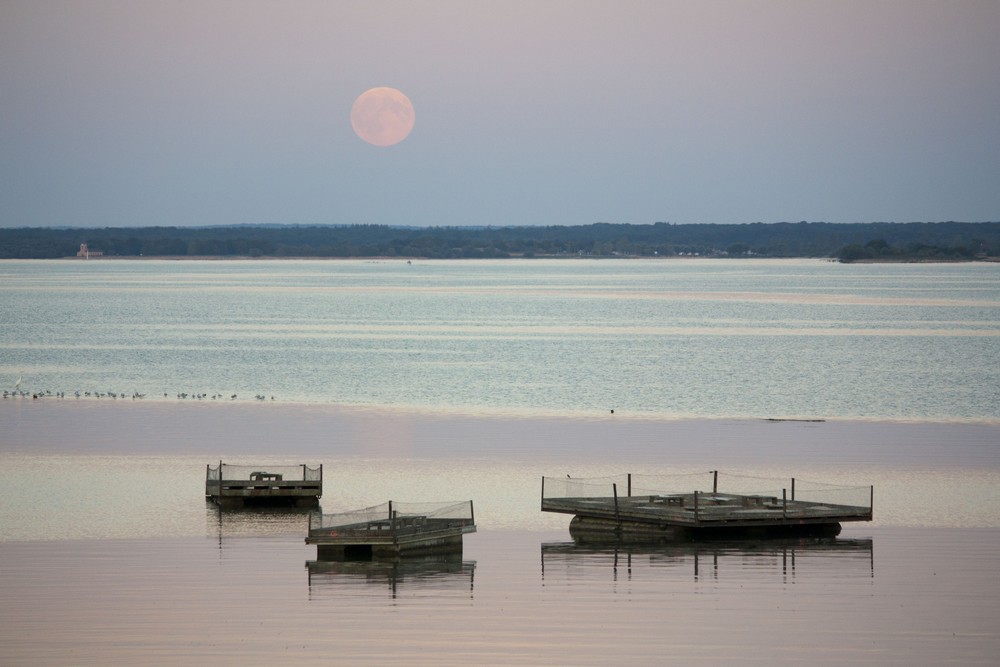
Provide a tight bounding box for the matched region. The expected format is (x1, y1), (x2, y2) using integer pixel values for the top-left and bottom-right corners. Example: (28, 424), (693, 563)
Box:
(788, 480), (873, 508)
(309, 500), (474, 532)
(206, 463), (322, 482)
(713, 472), (871, 508)
(628, 471), (718, 497)
(543, 471), (871, 510)
(543, 474), (631, 500)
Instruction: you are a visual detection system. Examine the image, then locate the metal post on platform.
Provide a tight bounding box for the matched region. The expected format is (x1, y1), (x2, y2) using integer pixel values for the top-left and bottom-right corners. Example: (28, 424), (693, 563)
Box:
(870, 485), (874, 517)
(693, 490), (699, 522)
(389, 500), (395, 533)
(782, 488), (787, 518)
(612, 483), (620, 523)
(469, 499), (475, 527)
(627, 473), (632, 497)
(791, 478), (796, 501)
(712, 470), (718, 494)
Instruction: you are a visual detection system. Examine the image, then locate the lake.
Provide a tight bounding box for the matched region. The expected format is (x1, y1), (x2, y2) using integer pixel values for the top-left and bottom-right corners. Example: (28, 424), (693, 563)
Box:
(3, 258), (998, 421)
(1, 259), (999, 664)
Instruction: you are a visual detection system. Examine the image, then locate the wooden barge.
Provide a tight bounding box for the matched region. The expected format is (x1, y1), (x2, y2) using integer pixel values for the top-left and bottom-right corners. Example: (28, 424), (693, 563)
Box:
(542, 471), (873, 540)
(306, 500), (476, 561)
(206, 462), (322, 508)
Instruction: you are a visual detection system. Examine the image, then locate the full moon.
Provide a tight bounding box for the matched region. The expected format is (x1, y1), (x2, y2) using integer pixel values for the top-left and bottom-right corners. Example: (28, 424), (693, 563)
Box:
(350, 87), (415, 147)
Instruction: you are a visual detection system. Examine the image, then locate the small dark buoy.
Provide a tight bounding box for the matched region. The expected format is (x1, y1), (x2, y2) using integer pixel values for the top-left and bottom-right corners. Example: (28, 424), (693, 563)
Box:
(610, 409), (614, 414)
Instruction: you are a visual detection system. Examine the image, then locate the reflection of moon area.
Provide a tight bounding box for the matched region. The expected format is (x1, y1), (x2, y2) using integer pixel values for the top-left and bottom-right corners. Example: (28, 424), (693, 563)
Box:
(350, 87), (415, 147)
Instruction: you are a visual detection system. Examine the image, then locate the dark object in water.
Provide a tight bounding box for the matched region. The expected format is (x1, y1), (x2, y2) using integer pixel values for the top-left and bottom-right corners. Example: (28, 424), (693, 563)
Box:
(568, 515), (843, 542)
(206, 461), (323, 509)
(541, 470), (872, 541)
(306, 500), (476, 561)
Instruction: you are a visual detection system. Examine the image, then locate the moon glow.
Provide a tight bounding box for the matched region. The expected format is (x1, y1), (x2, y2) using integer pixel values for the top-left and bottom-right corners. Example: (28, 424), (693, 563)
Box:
(350, 87), (415, 147)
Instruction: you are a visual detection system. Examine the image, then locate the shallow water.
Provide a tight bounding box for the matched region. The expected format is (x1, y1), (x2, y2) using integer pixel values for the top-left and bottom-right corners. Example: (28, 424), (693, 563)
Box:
(3, 403), (1000, 542)
(2, 528), (999, 665)
(3, 259), (999, 663)
(2, 404), (999, 663)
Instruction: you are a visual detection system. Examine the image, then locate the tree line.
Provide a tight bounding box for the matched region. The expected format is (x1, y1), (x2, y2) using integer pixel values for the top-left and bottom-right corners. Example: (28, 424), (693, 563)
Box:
(1, 221), (998, 261)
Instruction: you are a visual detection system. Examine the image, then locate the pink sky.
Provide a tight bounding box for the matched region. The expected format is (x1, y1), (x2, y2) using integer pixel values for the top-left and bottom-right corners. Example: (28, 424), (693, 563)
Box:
(1, 0), (997, 226)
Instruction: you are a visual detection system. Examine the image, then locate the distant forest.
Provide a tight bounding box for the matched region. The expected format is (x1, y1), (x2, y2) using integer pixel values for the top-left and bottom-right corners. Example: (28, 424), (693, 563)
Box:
(2, 221), (998, 262)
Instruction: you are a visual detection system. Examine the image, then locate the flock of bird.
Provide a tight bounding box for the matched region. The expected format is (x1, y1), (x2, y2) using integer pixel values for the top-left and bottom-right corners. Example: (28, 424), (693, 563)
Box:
(4, 379), (276, 402)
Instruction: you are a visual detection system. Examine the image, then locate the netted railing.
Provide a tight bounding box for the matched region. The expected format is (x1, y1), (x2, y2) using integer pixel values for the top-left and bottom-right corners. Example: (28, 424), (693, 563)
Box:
(542, 471), (706, 502)
(206, 463), (322, 482)
(783, 478), (873, 509)
(543, 471), (872, 511)
(308, 500), (475, 534)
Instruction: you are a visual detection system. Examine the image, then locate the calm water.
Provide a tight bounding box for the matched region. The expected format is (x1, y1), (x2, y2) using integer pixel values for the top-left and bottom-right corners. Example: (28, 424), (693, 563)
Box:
(2, 258), (999, 421)
(3, 404), (1000, 540)
(3, 529), (1000, 665)
(3, 258), (1000, 664)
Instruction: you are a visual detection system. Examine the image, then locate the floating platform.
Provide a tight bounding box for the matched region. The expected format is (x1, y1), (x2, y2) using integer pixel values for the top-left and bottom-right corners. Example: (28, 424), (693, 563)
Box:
(306, 500), (476, 561)
(542, 471), (872, 540)
(206, 462), (323, 508)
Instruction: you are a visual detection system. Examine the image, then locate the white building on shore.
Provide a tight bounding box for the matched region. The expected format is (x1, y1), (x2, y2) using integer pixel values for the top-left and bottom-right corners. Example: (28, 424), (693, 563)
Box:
(76, 243), (103, 258)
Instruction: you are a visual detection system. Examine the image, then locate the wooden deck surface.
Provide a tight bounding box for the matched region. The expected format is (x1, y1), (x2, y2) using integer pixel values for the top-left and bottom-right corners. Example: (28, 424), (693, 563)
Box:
(205, 478), (322, 508)
(306, 517), (476, 545)
(207, 480), (322, 497)
(306, 517), (476, 560)
(542, 492), (872, 528)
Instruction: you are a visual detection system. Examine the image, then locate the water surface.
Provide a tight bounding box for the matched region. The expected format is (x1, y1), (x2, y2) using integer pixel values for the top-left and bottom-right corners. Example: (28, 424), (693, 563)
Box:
(3, 259), (998, 421)
(3, 528), (998, 665)
(2, 259), (999, 664)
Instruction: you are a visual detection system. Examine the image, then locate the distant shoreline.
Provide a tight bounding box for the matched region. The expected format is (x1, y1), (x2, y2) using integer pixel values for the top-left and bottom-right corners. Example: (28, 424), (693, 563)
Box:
(4, 220), (998, 260)
(843, 257), (1000, 264)
(50, 254), (999, 263)
(55, 254), (791, 261)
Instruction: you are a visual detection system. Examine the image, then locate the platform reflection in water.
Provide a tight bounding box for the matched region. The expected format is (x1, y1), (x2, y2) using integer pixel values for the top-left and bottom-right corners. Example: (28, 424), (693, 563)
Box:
(541, 537), (874, 583)
(306, 555), (476, 600)
(206, 503), (314, 539)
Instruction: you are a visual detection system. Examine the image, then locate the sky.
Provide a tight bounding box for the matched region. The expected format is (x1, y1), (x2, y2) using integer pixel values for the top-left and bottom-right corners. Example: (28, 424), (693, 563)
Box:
(1, 0), (998, 228)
